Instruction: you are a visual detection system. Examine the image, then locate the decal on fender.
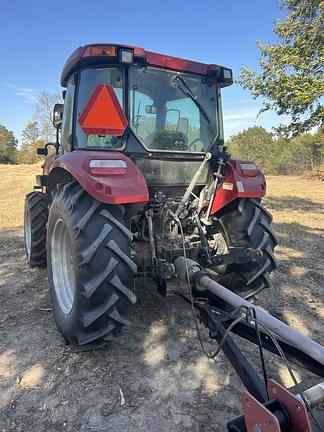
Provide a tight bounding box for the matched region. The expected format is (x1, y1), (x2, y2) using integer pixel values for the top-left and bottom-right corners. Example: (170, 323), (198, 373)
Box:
(236, 181), (244, 192)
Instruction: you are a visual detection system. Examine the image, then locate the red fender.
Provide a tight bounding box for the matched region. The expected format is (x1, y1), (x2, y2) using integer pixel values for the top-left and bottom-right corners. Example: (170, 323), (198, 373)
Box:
(49, 150), (149, 204)
(210, 158), (266, 214)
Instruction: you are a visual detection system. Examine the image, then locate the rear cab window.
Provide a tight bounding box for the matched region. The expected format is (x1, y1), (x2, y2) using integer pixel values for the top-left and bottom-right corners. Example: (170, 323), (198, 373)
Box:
(75, 68), (124, 150)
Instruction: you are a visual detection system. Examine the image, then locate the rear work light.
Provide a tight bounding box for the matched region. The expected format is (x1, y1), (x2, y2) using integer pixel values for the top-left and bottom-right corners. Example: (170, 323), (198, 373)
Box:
(223, 68), (232, 80)
(240, 163), (258, 177)
(120, 49), (134, 63)
(83, 45), (116, 58)
(89, 159), (127, 176)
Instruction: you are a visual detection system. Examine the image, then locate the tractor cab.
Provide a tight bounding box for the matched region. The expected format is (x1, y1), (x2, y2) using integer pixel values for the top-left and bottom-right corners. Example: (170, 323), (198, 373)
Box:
(57, 44), (233, 190)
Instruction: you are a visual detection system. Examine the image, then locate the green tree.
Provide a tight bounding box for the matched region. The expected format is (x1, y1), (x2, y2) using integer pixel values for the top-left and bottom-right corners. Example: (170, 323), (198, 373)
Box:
(295, 132), (323, 170)
(239, 0), (324, 135)
(285, 129), (324, 172)
(0, 124), (17, 163)
(227, 126), (279, 173)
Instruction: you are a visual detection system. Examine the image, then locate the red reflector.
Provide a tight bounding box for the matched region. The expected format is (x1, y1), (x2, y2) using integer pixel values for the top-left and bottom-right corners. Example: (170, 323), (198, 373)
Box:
(90, 167), (126, 176)
(241, 170), (258, 177)
(78, 84), (128, 136)
(240, 163), (258, 177)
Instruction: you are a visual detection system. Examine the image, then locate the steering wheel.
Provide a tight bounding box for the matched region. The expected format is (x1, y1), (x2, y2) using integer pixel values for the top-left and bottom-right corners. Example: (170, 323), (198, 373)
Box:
(187, 138), (205, 151)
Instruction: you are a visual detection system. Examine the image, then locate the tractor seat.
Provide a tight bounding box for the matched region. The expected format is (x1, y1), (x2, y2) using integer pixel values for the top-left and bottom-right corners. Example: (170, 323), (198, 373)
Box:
(144, 130), (188, 151)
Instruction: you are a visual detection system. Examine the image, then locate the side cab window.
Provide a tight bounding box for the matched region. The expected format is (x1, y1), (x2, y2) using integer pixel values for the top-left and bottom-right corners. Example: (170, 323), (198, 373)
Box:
(61, 75), (76, 153)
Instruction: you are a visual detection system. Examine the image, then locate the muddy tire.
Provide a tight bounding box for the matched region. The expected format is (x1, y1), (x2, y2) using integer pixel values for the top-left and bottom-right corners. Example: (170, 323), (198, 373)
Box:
(208, 198), (278, 299)
(47, 181), (137, 351)
(24, 192), (48, 267)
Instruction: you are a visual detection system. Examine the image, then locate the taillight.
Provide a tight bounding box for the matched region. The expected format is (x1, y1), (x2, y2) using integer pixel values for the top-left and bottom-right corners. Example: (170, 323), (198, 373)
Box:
(240, 163), (258, 177)
(83, 45), (116, 58)
(89, 160), (127, 176)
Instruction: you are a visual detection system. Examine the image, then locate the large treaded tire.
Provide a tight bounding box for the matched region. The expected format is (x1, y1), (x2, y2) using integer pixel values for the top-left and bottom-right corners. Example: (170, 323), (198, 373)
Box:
(24, 192), (48, 267)
(47, 180), (137, 351)
(209, 198), (278, 299)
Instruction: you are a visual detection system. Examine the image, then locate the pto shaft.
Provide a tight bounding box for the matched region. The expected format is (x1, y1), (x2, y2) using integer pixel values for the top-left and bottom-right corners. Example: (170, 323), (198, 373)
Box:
(174, 257), (324, 367)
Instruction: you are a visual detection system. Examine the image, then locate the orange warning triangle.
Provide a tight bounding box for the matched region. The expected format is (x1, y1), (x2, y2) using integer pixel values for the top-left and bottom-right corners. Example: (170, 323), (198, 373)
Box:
(78, 84), (128, 136)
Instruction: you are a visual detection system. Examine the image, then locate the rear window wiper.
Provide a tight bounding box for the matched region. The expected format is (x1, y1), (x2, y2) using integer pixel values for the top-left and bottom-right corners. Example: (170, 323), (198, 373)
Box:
(173, 75), (211, 124)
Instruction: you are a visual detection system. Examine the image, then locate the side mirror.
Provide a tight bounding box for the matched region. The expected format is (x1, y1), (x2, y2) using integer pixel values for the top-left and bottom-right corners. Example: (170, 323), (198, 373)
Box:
(37, 147), (48, 156)
(145, 105), (157, 114)
(53, 103), (64, 128)
(37, 143), (59, 156)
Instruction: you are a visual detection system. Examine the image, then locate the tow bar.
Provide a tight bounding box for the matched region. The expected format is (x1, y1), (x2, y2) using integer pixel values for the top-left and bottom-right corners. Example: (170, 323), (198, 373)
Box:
(173, 257), (324, 432)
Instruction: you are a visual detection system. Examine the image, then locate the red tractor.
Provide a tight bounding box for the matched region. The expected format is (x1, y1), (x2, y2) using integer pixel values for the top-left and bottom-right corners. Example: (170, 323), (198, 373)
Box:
(24, 43), (277, 351)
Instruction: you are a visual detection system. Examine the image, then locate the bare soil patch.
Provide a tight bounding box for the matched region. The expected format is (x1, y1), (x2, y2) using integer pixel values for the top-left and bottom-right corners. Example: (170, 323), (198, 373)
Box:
(0, 169), (323, 431)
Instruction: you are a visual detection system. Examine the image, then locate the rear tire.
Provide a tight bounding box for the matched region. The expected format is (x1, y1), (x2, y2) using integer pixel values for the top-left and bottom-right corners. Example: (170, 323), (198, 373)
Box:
(24, 192), (48, 267)
(47, 181), (137, 351)
(208, 198), (278, 299)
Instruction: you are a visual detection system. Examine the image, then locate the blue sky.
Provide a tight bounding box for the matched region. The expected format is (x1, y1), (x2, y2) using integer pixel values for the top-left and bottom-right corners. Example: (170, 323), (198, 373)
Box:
(0, 0), (286, 143)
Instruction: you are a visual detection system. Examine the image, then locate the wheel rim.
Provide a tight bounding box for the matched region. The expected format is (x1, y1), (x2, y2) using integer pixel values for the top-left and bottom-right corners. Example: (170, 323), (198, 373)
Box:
(24, 208), (31, 256)
(51, 219), (75, 314)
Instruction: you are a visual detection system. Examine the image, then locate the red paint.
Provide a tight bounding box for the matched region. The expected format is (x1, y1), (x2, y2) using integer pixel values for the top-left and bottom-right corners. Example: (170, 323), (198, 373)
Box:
(61, 44), (223, 86)
(49, 151), (149, 205)
(241, 391), (281, 432)
(42, 154), (58, 176)
(145, 51), (221, 75)
(78, 84), (128, 136)
(267, 380), (312, 432)
(210, 158), (266, 214)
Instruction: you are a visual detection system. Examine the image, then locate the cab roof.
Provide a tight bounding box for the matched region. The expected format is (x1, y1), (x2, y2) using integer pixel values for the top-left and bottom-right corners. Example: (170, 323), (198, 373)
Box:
(61, 43), (232, 87)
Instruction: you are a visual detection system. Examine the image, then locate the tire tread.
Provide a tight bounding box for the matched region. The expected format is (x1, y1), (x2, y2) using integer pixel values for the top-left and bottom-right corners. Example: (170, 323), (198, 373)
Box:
(213, 198), (278, 299)
(47, 182), (137, 351)
(24, 192), (48, 267)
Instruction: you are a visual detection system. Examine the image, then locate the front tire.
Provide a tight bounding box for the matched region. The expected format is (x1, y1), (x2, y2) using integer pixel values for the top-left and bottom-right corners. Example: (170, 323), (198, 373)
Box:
(47, 181), (137, 351)
(208, 198), (278, 299)
(24, 192), (48, 267)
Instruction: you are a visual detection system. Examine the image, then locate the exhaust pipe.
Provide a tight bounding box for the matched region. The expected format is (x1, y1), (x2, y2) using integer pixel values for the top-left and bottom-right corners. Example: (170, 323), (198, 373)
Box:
(174, 257), (324, 367)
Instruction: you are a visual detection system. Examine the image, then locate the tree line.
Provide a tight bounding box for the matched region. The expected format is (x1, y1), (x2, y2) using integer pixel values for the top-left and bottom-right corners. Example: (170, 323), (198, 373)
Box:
(226, 126), (323, 175)
(0, 91), (59, 164)
(0, 0), (322, 173)
(227, 0), (323, 175)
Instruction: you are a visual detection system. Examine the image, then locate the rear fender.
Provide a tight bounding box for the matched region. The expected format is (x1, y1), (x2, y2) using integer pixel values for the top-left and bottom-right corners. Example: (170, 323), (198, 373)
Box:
(210, 158), (266, 214)
(48, 150), (149, 204)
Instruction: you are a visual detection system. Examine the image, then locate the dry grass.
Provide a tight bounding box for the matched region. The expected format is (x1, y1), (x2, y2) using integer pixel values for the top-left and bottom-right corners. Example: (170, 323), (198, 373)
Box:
(265, 175), (324, 226)
(0, 165), (323, 230)
(0, 164), (41, 229)
(0, 165), (323, 430)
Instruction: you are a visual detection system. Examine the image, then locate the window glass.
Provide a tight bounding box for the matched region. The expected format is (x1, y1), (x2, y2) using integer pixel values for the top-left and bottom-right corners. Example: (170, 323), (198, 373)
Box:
(129, 66), (217, 152)
(61, 76), (75, 152)
(75, 68), (124, 149)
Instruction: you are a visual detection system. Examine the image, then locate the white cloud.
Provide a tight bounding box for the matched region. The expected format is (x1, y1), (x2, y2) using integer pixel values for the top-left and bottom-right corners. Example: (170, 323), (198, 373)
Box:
(5, 83), (38, 103)
(223, 98), (254, 106)
(223, 109), (259, 121)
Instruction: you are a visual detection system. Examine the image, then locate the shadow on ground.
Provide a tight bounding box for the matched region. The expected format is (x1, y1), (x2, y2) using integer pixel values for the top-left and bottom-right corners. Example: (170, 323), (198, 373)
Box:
(0, 209), (323, 431)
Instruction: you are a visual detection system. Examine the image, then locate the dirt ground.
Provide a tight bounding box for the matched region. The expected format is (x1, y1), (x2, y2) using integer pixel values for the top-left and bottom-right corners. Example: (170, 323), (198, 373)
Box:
(0, 170), (323, 431)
